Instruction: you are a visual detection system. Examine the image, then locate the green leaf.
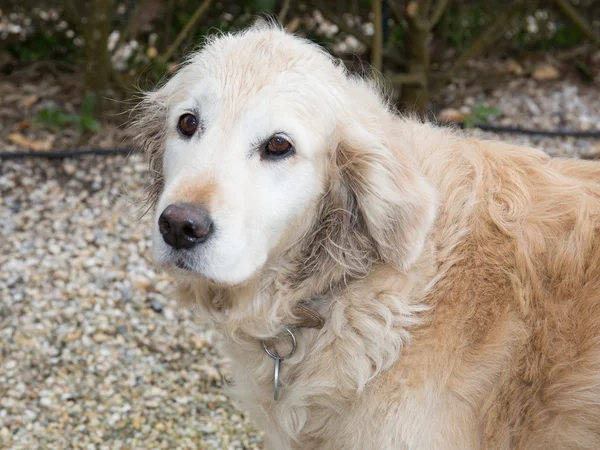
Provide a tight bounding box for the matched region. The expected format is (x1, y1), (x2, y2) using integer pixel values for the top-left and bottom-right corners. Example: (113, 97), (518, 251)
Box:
(463, 115), (476, 129)
(58, 113), (79, 125)
(36, 106), (82, 132)
(81, 92), (96, 115)
(36, 108), (67, 131)
(81, 115), (101, 133)
(465, 102), (500, 127)
(576, 60), (594, 82)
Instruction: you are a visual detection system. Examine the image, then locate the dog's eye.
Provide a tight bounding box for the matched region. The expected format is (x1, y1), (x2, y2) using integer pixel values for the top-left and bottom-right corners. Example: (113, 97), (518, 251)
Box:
(178, 113), (198, 137)
(264, 136), (294, 159)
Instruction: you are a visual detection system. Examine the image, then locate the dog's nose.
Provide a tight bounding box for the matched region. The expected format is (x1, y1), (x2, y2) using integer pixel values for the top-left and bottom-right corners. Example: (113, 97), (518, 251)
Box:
(158, 203), (214, 250)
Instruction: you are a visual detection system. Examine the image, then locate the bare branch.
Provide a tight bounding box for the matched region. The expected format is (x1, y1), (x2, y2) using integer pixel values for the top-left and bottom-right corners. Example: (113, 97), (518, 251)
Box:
(61, 0), (83, 32)
(279, 0), (291, 24)
(372, 0), (383, 71)
(421, 0), (433, 18)
(429, 0), (448, 29)
(83, 0), (115, 111)
(160, 0), (213, 63)
(402, 2), (432, 114)
(553, 0), (600, 47)
(388, 0), (404, 24)
(389, 72), (426, 86)
(406, 1), (429, 31)
(452, 0), (527, 70)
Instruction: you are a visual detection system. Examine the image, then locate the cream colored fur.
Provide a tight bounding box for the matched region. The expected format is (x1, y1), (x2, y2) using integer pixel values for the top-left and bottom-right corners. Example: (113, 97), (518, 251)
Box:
(132, 24), (600, 449)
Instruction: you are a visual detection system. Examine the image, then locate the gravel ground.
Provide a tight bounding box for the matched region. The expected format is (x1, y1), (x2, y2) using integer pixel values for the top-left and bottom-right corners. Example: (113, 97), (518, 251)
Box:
(0, 155), (263, 449)
(1, 80), (599, 449)
(442, 78), (600, 158)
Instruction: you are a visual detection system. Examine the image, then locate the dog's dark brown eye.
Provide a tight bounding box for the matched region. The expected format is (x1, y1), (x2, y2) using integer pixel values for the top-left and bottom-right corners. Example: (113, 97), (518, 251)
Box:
(178, 113), (198, 137)
(264, 136), (293, 159)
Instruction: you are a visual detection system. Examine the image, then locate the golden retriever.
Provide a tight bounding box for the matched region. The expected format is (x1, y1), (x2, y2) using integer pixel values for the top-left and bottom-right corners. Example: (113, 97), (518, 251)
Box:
(132, 24), (600, 449)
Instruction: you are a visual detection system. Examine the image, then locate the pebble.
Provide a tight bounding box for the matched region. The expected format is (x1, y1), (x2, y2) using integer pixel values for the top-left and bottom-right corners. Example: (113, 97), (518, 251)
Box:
(63, 162), (77, 175)
(92, 332), (110, 343)
(532, 62), (560, 81)
(580, 142), (600, 160)
(150, 299), (164, 313)
(438, 108), (464, 123)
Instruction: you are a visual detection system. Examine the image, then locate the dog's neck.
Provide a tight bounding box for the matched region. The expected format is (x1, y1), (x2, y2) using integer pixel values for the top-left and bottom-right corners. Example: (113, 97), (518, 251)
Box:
(177, 228), (370, 338)
(181, 270), (340, 339)
(180, 214), (436, 341)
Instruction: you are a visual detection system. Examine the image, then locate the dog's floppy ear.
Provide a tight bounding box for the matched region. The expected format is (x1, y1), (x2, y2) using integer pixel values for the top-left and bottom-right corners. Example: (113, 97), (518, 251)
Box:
(331, 120), (437, 272)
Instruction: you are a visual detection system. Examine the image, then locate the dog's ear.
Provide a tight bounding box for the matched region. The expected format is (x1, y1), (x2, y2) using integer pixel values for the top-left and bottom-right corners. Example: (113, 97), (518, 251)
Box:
(330, 121), (437, 272)
(130, 85), (174, 211)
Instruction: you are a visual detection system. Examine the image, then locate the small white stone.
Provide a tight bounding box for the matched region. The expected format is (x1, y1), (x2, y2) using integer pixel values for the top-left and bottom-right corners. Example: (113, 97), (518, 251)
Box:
(63, 163), (77, 175)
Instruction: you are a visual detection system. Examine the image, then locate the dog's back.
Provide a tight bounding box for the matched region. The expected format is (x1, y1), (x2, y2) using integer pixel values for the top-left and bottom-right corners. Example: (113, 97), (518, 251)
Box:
(400, 129), (600, 449)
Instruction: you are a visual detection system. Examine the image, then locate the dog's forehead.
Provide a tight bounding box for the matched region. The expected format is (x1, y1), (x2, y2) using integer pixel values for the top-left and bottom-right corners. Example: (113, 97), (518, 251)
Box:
(183, 29), (337, 104)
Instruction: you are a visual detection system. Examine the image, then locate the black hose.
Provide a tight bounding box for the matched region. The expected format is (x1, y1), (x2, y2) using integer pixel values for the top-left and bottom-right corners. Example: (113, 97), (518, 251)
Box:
(441, 122), (600, 138)
(1, 123), (599, 160)
(0, 147), (134, 160)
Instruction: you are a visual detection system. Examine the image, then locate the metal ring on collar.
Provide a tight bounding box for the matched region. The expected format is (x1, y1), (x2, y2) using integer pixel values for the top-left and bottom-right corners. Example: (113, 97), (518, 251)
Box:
(261, 326), (297, 360)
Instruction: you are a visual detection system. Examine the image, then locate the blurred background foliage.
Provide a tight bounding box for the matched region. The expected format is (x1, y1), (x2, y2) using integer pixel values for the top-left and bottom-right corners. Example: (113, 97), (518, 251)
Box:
(0, 0), (598, 122)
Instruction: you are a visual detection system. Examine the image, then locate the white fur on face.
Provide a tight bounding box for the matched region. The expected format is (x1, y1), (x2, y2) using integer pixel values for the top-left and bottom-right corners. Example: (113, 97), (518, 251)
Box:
(150, 30), (341, 285)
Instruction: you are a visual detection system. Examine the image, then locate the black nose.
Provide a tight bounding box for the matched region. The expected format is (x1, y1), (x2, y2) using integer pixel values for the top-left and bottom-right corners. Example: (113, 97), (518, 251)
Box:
(158, 203), (214, 250)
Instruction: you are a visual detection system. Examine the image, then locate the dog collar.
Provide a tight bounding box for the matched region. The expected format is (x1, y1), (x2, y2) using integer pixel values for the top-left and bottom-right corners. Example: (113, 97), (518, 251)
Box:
(292, 303), (325, 329)
(260, 302), (324, 400)
(261, 327), (296, 400)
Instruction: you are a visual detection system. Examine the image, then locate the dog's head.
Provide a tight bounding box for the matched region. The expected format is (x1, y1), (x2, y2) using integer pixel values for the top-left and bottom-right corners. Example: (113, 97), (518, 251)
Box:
(132, 25), (436, 289)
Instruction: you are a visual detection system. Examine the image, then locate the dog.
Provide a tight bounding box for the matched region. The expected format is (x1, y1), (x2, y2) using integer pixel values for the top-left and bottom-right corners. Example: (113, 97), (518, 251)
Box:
(132, 23), (600, 449)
